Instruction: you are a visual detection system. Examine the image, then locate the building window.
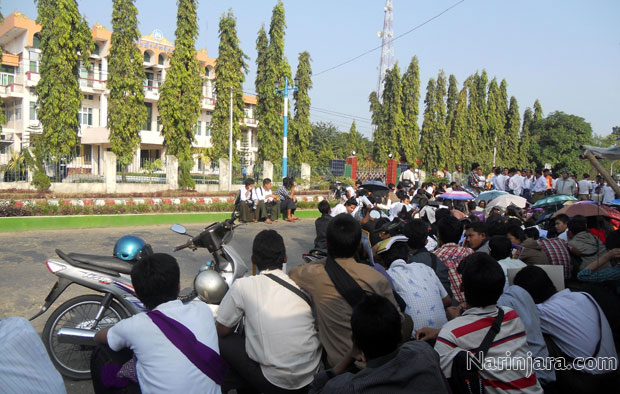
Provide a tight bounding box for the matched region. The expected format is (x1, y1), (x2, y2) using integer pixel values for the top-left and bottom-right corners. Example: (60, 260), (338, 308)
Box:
(79, 107), (93, 126)
(32, 33), (41, 49)
(30, 102), (38, 121)
(93, 45), (99, 56)
(144, 103), (152, 130)
(205, 122), (211, 137)
(158, 54), (165, 65)
(143, 52), (151, 63)
(205, 67), (210, 77)
(29, 61), (38, 73)
(81, 144), (92, 164)
(156, 116), (162, 131)
(195, 120), (201, 135)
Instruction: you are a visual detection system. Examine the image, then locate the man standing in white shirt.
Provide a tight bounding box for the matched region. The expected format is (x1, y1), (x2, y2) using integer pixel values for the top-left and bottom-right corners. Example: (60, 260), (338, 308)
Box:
(492, 168), (505, 191)
(531, 169), (548, 203)
(508, 168), (524, 196)
(602, 181), (616, 205)
(577, 173), (593, 201)
(217, 230), (322, 393)
(399, 165), (415, 191)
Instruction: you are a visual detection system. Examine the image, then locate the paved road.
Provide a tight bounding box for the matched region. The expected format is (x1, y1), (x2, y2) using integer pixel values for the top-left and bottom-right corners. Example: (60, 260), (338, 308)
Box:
(0, 218), (316, 393)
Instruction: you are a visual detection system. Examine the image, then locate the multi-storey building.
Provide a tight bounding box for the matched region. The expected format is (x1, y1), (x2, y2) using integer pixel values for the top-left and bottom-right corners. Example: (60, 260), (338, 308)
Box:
(0, 11), (258, 176)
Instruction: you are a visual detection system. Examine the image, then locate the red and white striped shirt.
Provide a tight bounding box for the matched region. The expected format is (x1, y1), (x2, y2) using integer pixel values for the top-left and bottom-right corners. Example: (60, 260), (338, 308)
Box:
(435, 305), (543, 393)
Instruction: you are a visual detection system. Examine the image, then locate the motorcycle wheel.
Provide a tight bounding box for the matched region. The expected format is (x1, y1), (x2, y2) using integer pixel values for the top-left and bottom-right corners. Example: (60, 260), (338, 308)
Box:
(42, 294), (129, 380)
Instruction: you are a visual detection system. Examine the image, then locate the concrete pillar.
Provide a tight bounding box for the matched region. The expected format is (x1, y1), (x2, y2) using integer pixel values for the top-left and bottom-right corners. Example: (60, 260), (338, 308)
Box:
(263, 161), (273, 182)
(104, 151), (116, 194)
(100, 93), (108, 127)
(219, 157), (230, 191)
(346, 156), (358, 181)
(301, 162), (311, 190)
(166, 155), (178, 190)
(386, 159), (397, 186)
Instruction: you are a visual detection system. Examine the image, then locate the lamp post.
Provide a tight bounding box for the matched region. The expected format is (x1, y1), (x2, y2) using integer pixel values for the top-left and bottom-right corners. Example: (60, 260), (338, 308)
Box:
(275, 76), (298, 178)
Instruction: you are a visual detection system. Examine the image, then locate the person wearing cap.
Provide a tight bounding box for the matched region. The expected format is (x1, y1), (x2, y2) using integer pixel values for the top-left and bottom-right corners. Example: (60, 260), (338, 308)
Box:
(555, 170), (577, 196)
(452, 164), (465, 187)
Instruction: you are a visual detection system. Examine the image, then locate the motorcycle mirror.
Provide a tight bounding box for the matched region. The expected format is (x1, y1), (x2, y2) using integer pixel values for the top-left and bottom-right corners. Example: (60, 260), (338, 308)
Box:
(170, 224), (187, 234)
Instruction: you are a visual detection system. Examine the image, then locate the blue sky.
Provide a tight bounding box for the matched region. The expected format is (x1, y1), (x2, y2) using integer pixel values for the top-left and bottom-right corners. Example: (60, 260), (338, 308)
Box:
(7, 0), (620, 138)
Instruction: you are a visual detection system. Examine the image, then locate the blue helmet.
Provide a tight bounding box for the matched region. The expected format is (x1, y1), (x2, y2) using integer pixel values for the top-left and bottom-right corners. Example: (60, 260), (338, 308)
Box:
(114, 235), (147, 261)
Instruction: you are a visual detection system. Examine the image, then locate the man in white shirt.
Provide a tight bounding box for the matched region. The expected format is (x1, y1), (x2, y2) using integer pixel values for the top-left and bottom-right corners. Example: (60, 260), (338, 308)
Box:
(239, 178), (258, 222)
(94, 254), (221, 394)
(577, 173), (593, 200)
(253, 178), (280, 223)
(217, 230), (322, 393)
(331, 197), (358, 217)
(531, 169), (548, 203)
(399, 165), (415, 188)
(389, 190), (411, 220)
(555, 170), (577, 196)
(508, 168), (524, 196)
(492, 168), (505, 191)
(602, 181), (616, 205)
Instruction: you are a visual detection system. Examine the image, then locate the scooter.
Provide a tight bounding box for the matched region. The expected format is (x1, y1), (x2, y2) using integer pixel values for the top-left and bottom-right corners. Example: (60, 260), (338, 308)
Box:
(30, 217), (247, 380)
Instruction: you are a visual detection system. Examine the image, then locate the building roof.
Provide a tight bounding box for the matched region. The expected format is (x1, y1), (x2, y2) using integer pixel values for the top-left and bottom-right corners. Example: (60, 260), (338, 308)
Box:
(0, 11), (41, 48)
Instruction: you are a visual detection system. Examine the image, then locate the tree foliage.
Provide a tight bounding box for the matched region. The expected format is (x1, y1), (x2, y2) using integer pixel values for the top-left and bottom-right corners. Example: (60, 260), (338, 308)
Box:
(503, 96), (520, 166)
(107, 0), (147, 170)
(158, 0), (202, 189)
(419, 78), (437, 169)
(451, 85), (469, 167)
(432, 70), (448, 168)
(35, 0), (94, 159)
(529, 111), (592, 174)
(308, 121), (371, 169)
(520, 107), (534, 168)
(401, 56), (420, 162)
(380, 64), (405, 162)
(486, 78), (504, 166)
(289, 51), (312, 165)
(348, 121), (368, 159)
(210, 9), (248, 165)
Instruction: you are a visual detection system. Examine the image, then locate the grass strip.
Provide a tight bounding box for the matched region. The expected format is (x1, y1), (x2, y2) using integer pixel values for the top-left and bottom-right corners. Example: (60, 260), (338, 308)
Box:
(0, 210), (321, 232)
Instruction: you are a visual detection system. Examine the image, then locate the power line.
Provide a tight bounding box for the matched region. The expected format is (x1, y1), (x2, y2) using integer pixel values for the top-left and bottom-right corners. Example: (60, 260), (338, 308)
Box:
(313, 0), (465, 77)
(311, 107), (372, 123)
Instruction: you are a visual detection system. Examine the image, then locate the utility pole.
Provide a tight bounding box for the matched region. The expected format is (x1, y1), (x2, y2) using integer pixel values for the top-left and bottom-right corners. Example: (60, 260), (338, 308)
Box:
(275, 76), (298, 178)
(228, 86), (233, 191)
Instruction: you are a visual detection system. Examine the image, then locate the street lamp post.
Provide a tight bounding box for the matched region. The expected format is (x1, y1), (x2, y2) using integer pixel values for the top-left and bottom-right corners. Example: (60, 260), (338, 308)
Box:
(275, 76), (298, 178)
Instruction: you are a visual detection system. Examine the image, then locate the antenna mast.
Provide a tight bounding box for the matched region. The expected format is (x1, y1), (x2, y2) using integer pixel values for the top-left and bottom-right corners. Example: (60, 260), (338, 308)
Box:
(376, 0), (394, 102)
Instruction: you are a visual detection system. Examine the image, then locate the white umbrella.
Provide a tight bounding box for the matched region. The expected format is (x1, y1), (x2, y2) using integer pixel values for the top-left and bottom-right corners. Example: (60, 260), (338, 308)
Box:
(484, 194), (527, 216)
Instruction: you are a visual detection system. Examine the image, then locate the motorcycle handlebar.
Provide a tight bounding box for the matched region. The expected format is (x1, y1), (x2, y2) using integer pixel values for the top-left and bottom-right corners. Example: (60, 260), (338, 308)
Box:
(174, 239), (193, 252)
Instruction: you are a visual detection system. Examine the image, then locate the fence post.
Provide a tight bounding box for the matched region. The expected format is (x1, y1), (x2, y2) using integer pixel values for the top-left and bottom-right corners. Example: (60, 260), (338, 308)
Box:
(386, 159), (397, 186)
(166, 155), (178, 190)
(346, 156), (357, 181)
(104, 151), (117, 194)
(263, 161), (273, 182)
(219, 158), (230, 191)
(301, 162), (311, 190)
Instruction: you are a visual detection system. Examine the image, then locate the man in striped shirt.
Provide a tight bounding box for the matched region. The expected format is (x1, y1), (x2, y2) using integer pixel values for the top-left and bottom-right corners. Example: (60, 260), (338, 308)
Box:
(434, 253), (543, 393)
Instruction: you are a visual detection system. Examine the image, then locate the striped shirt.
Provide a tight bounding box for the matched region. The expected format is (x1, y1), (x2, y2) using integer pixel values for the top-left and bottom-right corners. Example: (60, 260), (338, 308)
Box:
(435, 305), (543, 393)
(0, 317), (67, 394)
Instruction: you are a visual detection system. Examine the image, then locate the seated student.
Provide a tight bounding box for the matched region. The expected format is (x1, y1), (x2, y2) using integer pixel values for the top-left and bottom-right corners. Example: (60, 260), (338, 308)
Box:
(434, 253), (544, 394)
(404, 219), (452, 297)
(554, 214), (570, 241)
(289, 214), (401, 368)
(93, 254), (221, 394)
(254, 178), (280, 223)
(568, 215), (608, 271)
(277, 177), (299, 222)
(389, 190), (411, 220)
(314, 200), (331, 250)
(0, 317), (66, 394)
(377, 235), (450, 335)
(489, 235), (527, 288)
(330, 197), (358, 217)
(216, 230), (322, 393)
(538, 234), (572, 280)
(239, 177), (258, 223)
(433, 216), (474, 304)
(514, 266), (619, 393)
(507, 225), (549, 265)
(464, 222), (490, 254)
(309, 294), (448, 394)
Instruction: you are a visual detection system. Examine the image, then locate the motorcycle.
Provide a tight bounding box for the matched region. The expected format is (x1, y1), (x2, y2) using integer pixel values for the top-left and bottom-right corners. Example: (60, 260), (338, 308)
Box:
(30, 217), (247, 380)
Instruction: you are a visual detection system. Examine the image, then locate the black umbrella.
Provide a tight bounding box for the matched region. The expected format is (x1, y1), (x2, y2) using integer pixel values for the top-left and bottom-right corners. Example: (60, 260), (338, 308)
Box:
(361, 180), (389, 193)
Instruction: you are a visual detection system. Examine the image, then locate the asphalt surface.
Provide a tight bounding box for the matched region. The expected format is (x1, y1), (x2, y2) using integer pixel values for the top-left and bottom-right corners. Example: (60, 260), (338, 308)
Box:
(0, 218), (316, 393)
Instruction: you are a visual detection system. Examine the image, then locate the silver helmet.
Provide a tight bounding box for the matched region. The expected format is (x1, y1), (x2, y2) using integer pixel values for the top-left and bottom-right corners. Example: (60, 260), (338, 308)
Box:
(194, 270), (229, 304)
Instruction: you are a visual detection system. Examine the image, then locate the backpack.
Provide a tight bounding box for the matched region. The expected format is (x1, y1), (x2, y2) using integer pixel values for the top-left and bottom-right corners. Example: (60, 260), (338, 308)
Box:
(448, 307), (504, 394)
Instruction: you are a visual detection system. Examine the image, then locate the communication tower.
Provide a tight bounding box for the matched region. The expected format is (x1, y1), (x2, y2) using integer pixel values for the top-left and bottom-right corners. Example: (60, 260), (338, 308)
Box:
(376, 0), (394, 101)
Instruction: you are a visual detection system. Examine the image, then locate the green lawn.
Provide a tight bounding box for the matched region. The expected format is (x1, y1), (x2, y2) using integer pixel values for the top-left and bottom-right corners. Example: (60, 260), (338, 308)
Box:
(0, 210), (321, 232)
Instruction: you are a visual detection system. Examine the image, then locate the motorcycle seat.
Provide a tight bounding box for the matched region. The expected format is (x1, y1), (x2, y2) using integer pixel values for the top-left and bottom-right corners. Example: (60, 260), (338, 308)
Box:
(68, 253), (134, 274)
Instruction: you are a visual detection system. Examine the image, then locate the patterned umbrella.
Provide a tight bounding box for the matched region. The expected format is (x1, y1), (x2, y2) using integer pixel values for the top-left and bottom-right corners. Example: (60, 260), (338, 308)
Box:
(475, 190), (509, 204)
(437, 190), (474, 201)
(532, 195), (578, 209)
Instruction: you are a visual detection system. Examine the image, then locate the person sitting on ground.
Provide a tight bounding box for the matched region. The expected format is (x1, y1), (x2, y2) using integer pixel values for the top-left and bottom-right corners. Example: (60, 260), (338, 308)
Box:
(404, 219), (452, 297)
(93, 253), (221, 394)
(507, 225), (549, 265)
(538, 231), (572, 280)
(216, 230), (322, 393)
(309, 294), (448, 393)
(489, 235), (526, 288)
(568, 215), (608, 272)
(253, 178), (280, 223)
(389, 190), (411, 220)
(434, 253), (544, 394)
(0, 316), (66, 394)
(277, 177), (299, 222)
(330, 197), (358, 217)
(377, 235), (450, 335)
(239, 177), (258, 223)
(314, 200), (331, 250)
(289, 214), (401, 368)
(433, 216), (474, 304)
(464, 222), (490, 254)
(554, 214), (570, 241)
(514, 266), (619, 393)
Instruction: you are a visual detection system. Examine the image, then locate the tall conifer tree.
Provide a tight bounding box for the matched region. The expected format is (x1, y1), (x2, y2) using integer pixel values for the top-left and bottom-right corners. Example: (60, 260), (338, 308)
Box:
(487, 78), (504, 166)
(444, 74), (459, 169)
(108, 0), (147, 177)
(433, 70), (448, 168)
(369, 91), (389, 161)
(348, 121), (368, 159)
(401, 56), (420, 163)
(533, 99), (543, 121)
(452, 86), (469, 167)
(504, 96), (520, 166)
(381, 65), (405, 162)
(158, 0), (202, 189)
(35, 0), (93, 159)
(520, 108), (534, 168)
(210, 10), (248, 164)
(254, 25), (269, 161)
(419, 78), (437, 170)
(289, 51), (312, 165)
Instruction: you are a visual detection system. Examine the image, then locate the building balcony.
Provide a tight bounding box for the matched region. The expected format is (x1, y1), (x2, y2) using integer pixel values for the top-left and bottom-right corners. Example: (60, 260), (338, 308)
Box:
(201, 97), (215, 109)
(144, 82), (160, 101)
(243, 117), (258, 127)
(25, 71), (40, 87)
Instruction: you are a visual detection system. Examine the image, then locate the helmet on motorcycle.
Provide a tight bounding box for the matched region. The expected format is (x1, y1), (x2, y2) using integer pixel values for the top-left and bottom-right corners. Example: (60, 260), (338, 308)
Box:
(194, 270), (229, 304)
(113, 235), (147, 261)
